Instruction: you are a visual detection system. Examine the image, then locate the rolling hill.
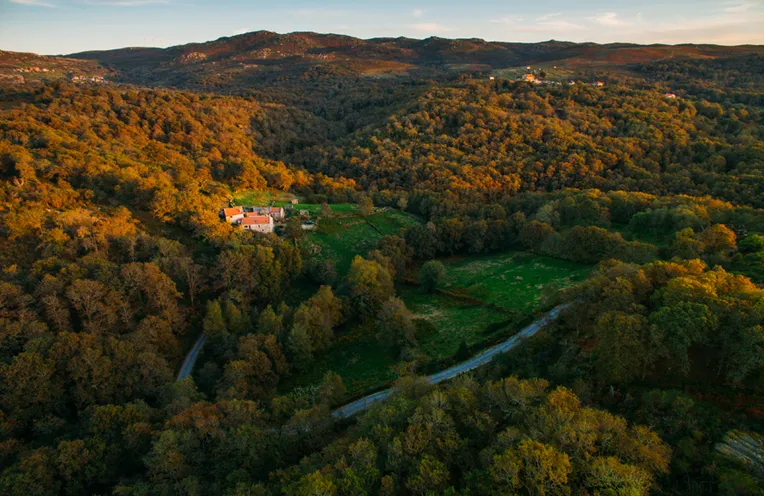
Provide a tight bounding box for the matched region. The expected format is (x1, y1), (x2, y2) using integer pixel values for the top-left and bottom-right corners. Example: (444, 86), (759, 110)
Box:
(60, 31), (764, 89)
(0, 49), (111, 86)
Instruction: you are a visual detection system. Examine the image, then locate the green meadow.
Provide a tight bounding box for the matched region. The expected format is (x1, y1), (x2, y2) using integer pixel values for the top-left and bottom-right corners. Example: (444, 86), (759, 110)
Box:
(440, 251), (589, 313)
(305, 208), (420, 277)
(286, 249), (590, 396)
(233, 191), (589, 396)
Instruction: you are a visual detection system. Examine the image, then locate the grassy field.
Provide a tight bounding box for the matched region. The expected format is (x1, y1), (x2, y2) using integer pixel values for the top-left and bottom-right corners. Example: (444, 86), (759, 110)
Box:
(231, 191), (589, 396)
(296, 203), (358, 217)
(305, 209), (420, 277)
(233, 190), (297, 206)
(280, 329), (400, 396)
(285, 250), (589, 396)
(440, 251), (589, 313)
(400, 287), (511, 359)
(233, 189), (361, 217)
(366, 209), (421, 235)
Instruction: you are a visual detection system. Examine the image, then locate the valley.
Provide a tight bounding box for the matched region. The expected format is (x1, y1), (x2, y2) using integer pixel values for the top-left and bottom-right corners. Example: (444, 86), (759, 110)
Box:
(0, 27), (763, 496)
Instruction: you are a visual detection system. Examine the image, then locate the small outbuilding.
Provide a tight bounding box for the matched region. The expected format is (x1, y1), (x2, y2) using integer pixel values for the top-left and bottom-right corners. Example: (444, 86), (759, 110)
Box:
(223, 206), (245, 223)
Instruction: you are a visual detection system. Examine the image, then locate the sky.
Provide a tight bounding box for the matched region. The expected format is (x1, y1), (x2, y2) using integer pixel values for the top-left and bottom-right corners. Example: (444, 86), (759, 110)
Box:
(1, 0), (763, 55)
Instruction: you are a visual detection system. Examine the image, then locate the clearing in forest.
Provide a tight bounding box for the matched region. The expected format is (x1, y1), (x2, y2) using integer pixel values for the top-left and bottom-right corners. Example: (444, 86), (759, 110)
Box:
(286, 250), (589, 396)
(305, 209), (420, 277)
(440, 251), (589, 313)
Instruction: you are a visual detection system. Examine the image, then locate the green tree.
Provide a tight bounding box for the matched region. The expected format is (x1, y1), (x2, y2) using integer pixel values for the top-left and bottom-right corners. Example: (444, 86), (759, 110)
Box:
(317, 372), (346, 406)
(519, 220), (556, 251)
(405, 224), (439, 260)
(514, 440), (571, 495)
(358, 196), (374, 217)
(376, 235), (413, 280)
(287, 323), (313, 368)
(346, 256), (394, 319)
(284, 216), (305, 242)
(594, 311), (648, 383)
(722, 325), (764, 385)
(223, 299), (251, 335)
(376, 297), (417, 351)
(649, 302), (718, 375)
(698, 224), (737, 255)
(256, 305), (283, 337)
(203, 299), (232, 359)
(293, 471), (337, 496)
(738, 234), (764, 253)
(308, 259), (338, 285)
(586, 457), (653, 495)
(406, 456), (451, 496)
(671, 228), (704, 260)
(419, 260), (446, 293)
(292, 286), (343, 351)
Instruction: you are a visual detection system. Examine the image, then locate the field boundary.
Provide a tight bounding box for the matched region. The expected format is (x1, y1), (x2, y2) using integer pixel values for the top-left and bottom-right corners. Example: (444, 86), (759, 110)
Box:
(363, 216), (385, 235)
(401, 276), (516, 315)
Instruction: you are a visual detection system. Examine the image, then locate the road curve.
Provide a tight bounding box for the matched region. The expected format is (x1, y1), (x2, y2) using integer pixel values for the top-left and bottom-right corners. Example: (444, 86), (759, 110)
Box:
(177, 333), (207, 381)
(331, 303), (570, 418)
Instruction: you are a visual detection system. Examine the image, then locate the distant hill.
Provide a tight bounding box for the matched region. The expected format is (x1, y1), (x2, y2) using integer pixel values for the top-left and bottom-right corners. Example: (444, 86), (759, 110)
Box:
(61, 31), (763, 89)
(1, 31), (761, 91)
(0, 50), (111, 85)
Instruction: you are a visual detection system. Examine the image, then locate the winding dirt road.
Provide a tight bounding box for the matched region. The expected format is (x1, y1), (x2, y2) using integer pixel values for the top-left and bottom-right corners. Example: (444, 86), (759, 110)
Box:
(176, 334), (207, 381)
(175, 304), (570, 419)
(331, 303), (570, 418)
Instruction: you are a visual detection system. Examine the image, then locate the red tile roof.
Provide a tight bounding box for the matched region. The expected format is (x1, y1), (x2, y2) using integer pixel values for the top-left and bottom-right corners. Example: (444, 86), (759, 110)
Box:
(223, 206), (244, 217)
(241, 215), (271, 225)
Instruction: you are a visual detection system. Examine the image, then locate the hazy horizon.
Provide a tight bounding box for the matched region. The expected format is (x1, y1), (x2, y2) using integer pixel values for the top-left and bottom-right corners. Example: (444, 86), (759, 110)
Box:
(2, 0), (763, 56)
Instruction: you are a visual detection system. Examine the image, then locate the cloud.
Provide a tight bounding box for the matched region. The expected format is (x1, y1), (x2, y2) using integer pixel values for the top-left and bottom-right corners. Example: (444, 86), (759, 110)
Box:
(9, 0), (57, 7)
(538, 20), (584, 31)
(408, 23), (450, 34)
(491, 13), (583, 32)
(83, 0), (169, 6)
(595, 3), (763, 45)
(536, 13), (561, 22)
(290, 7), (355, 19)
(412, 8), (424, 18)
(588, 12), (631, 27)
(490, 15), (524, 25)
(724, 2), (755, 13)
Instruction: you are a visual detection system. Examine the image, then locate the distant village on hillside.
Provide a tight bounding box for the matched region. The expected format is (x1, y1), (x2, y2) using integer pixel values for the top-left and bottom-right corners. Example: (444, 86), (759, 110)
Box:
(491, 69), (679, 99)
(491, 67), (606, 87)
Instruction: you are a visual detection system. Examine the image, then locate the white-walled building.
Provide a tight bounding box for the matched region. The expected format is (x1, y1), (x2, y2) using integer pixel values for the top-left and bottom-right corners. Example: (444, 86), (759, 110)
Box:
(223, 206), (245, 223)
(241, 214), (274, 233)
(269, 207), (285, 220)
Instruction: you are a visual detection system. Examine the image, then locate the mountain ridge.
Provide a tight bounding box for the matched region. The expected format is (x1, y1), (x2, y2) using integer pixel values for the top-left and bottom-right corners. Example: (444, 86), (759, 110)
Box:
(2, 30), (762, 90)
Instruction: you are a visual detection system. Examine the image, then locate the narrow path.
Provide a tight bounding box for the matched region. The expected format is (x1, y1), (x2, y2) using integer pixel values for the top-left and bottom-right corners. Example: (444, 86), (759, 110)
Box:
(331, 303), (570, 418)
(176, 333), (207, 381)
(175, 304), (569, 417)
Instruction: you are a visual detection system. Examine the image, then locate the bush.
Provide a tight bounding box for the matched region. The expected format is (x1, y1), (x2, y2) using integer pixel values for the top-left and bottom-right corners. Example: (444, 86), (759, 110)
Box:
(419, 260), (446, 293)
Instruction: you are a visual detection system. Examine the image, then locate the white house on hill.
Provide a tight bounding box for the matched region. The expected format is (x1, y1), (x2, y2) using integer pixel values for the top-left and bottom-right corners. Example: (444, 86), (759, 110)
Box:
(245, 206), (285, 220)
(223, 206), (245, 223)
(269, 207), (285, 220)
(241, 215), (274, 233)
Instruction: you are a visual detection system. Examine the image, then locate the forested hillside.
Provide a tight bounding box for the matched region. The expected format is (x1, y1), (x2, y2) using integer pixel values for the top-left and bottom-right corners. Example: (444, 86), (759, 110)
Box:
(300, 80), (763, 207)
(0, 35), (763, 495)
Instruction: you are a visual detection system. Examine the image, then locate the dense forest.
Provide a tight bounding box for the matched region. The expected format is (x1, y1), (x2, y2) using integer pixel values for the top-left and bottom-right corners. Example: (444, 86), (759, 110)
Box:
(1, 38), (763, 495)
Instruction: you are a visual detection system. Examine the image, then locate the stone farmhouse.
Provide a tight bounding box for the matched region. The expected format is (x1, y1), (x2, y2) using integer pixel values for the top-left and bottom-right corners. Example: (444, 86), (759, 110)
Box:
(221, 205), (285, 234)
(223, 206), (246, 223)
(241, 214), (274, 233)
